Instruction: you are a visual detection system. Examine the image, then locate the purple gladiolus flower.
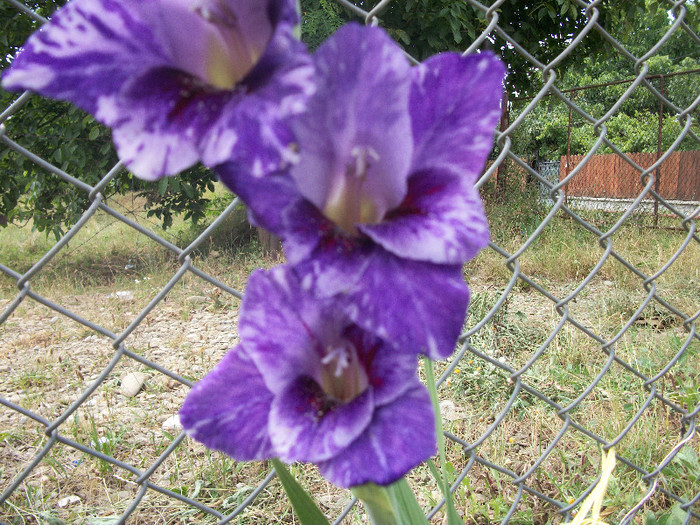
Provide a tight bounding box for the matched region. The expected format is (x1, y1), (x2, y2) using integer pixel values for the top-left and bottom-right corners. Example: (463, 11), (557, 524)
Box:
(179, 266), (436, 488)
(2, 0), (314, 179)
(217, 24), (506, 359)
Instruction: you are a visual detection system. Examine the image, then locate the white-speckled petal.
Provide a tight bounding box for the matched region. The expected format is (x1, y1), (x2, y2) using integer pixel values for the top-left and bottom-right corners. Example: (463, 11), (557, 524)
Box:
(359, 171), (490, 264)
(410, 52), (506, 181)
(179, 345), (275, 461)
(318, 383), (435, 488)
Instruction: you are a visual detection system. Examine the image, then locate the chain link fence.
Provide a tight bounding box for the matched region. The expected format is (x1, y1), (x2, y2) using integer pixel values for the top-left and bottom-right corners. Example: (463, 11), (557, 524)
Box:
(1, 0), (699, 523)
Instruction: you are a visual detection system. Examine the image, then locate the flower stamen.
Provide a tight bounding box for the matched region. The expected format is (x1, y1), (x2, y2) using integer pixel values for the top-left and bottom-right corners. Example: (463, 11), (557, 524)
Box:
(324, 145), (383, 235)
(320, 341), (369, 403)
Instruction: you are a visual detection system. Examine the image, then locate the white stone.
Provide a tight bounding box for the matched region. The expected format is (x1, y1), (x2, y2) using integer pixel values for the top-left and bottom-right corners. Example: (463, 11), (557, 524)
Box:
(440, 400), (457, 421)
(186, 295), (209, 305)
(107, 290), (135, 301)
(162, 414), (181, 431)
(57, 495), (81, 507)
(120, 372), (148, 397)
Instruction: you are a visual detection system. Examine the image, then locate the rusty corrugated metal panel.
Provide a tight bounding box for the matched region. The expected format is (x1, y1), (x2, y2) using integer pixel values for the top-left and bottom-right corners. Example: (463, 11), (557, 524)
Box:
(678, 150), (700, 201)
(560, 151), (699, 201)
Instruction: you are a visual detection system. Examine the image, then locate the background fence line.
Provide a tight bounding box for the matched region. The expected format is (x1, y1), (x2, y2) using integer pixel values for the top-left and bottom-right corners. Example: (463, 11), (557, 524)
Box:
(562, 150), (700, 201)
(1, 0), (699, 523)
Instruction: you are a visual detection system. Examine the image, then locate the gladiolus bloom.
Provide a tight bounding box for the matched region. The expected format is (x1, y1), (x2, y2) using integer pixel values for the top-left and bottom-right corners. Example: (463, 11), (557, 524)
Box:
(180, 267), (436, 488)
(2, 0), (314, 179)
(218, 24), (506, 359)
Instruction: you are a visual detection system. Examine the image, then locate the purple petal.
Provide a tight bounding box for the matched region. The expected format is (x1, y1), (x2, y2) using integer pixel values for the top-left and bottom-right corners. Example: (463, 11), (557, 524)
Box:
(179, 345), (275, 461)
(269, 376), (374, 463)
(343, 324), (419, 407)
(3, 0), (314, 179)
(318, 382), (436, 488)
(347, 254), (470, 360)
(1, 0), (167, 116)
(239, 267), (349, 393)
(200, 30), (315, 170)
(140, 0), (273, 87)
(238, 269), (323, 393)
(295, 247), (469, 360)
(99, 67), (211, 178)
(410, 52), (505, 181)
(359, 169), (489, 264)
(214, 161), (309, 242)
(290, 240), (371, 298)
(105, 15), (313, 179)
(290, 24), (413, 229)
(215, 163), (340, 266)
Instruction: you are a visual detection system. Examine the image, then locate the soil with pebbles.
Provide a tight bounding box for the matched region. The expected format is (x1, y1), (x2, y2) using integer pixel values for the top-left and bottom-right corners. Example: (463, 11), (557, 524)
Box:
(0, 286), (245, 523)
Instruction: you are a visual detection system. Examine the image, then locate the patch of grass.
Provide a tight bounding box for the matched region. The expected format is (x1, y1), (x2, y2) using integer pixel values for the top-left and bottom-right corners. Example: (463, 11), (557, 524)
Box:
(446, 243), (698, 523)
(0, 188), (274, 302)
(474, 185), (700, 309)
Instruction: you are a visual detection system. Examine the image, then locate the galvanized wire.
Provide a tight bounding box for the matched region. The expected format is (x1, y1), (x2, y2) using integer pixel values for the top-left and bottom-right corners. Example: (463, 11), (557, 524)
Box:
(1, 0), (698, 523)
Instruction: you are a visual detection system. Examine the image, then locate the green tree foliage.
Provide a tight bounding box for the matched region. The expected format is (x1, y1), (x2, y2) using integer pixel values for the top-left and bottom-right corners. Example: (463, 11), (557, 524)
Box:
(338, 0), (651, 94)
(510, 1), (699, 160)
(300, 0), (348, 50)
(0, 1), (218, 238)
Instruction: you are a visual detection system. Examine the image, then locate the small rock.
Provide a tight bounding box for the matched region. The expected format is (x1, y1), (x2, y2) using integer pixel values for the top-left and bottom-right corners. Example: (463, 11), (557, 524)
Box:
(186, 295), (209, 305)
(162, 414), (181, 431)
(120, 372), (148, 397)
(49, 316), (60, 325)
(440, 400), (457, 421)
(117, 290), (135, 301)
(155, 375), (178, 389)
(318, 494), (352, 509)
(57, 495), (81, 507)
(107, 290), (135, 301)
(603, 280), (614, 287)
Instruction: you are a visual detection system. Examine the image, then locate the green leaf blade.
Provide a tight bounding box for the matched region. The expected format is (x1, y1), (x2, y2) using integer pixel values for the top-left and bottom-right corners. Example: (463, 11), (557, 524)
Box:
(386, 478), (429, 525)
(271, 458), (330, 525)
(423, 359), (464, 525)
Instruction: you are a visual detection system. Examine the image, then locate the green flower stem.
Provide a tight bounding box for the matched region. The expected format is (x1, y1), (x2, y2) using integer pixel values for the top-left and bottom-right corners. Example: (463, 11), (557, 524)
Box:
(352, 483), (399, 525)
(294, 0), (302, 39)
(352, 478), (428, 525)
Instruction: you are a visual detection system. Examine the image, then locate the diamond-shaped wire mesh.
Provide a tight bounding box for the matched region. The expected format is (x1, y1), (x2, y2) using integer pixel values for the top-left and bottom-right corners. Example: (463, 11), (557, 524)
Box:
(1, 0), (699, 523)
